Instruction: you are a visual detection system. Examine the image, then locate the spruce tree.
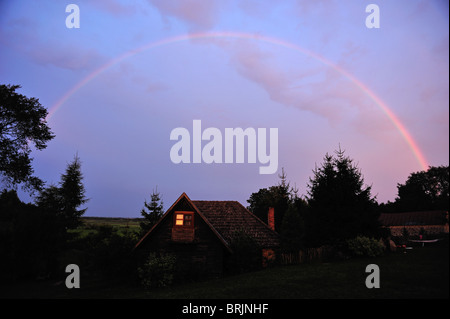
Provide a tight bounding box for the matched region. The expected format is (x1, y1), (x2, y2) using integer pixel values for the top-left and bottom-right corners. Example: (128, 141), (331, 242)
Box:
(59, 154), (88, 229)
(306, 147), (380, 246)
(37, 155), (88, 230)
(140, 187), (164, 235)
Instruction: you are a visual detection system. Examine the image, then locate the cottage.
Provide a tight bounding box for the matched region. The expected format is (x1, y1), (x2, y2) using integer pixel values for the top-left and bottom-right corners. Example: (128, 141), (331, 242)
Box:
(134, 192), (280, 277)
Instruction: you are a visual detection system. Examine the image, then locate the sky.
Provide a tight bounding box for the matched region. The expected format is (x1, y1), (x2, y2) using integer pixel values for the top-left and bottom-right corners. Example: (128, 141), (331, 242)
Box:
(0, 0), (448, 217)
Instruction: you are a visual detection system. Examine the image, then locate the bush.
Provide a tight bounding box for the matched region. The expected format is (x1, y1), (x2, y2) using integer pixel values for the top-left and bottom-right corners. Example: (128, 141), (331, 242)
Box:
(346, 236), (384, 258)
(225, 230), (262, 274)
(137, 253), (177, 289)
(69, 225), (139, 279)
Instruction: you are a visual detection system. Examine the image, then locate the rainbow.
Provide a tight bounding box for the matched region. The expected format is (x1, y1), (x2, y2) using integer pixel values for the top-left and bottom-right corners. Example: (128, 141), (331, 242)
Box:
(47, 31), (429, 171)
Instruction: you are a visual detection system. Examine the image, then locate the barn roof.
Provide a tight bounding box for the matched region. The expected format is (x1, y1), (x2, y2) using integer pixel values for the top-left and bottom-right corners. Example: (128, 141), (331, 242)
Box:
(134, 193), (280, 251)
(379, 211), (448, 226)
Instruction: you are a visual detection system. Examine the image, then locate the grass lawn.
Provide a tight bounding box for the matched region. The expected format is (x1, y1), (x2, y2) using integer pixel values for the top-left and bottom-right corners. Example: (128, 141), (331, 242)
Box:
(68, 216), (142, 237)
(3, 238), (448, 299)
(145, 240), (448, 299)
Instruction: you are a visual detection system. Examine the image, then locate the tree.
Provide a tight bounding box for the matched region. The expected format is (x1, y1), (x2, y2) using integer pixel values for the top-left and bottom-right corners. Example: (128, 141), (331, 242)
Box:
(0, 189), (63, 280)
(1, 155), (87, 280)
(36, 155), (88, 230)
(226, 229), (262, 274)
(306, 147), (380, 246)
(0, 84), (54, 191)
(280, 204), (306, 251)
(140, 187), (164, 235)
(395, 165), (449, 212)
(59, 154), (88, 229)
(247, 169), (309, 250)
(247, 168), (292, 232)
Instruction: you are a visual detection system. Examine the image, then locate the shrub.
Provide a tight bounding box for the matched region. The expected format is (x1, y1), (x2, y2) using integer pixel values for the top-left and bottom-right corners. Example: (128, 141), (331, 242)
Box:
(225, 229), (262, 274)
(137, 253), (177, 289)
(346, 236), (384, 258)
(69, 225), (139, 279)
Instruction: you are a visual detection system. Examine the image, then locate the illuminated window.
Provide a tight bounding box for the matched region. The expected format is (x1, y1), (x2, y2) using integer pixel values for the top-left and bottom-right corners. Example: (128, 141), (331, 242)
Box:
(174, 212), (194, 227)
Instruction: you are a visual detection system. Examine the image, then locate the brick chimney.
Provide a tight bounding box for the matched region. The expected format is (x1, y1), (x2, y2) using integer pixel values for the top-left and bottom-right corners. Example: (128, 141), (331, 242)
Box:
(268, 207), (275, 231)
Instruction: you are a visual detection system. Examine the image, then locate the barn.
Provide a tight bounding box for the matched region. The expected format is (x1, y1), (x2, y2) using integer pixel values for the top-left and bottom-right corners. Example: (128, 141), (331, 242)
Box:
(134, 192), (280, 278)
(379, 210), (449, 238)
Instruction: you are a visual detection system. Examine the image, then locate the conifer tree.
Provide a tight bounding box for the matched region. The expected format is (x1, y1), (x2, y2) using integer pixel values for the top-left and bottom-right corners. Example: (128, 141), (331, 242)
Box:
(140, 187), (164, 235)
(59, 154), (87, 229)
(36, 155), (88, 231)
(306, 147), (380, 246)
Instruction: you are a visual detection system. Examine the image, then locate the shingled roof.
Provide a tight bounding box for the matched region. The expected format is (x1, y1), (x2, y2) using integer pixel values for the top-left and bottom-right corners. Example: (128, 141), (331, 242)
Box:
(379, 211), (448, 226)
(192, 200), (280, 249)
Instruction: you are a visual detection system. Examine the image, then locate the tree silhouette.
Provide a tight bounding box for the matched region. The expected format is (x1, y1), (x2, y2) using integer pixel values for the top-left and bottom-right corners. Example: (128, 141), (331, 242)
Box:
(140, 187), (164, 235)
(395, 165), (449, 212)
(1, 189), (65, 280)
(306, 147), (380, 246)
(247, 168), (308, 249)
(280, 203), (306, 251)
(36, 154), (88, 231)
(0, 84), (54, 191)
(59, 154), (88, 229)
(247, 168), (292, 232)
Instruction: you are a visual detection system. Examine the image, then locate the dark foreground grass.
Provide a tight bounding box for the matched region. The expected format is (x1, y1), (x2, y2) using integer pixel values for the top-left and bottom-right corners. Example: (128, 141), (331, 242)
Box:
(146, 240), (448, 299)
(2, 239), (448, 299)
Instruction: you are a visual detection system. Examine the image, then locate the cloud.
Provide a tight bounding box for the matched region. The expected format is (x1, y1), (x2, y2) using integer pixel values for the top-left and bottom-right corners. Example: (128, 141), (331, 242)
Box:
(148, 0), (222, 31)
(88, 0), (137, 17)
(0, 13), (104, 71)
(227, 41), (343, 121)
(27, 43), (104, 71)
(206, 38), (394, 141)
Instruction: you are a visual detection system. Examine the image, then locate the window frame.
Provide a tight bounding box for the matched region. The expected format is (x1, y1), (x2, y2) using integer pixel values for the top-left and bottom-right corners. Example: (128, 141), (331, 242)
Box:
(173, 211), (195, 228)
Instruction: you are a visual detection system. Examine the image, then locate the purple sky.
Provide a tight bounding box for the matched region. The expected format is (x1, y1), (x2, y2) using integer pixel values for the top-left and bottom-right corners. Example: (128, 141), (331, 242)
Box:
(1, 0), (448, 217)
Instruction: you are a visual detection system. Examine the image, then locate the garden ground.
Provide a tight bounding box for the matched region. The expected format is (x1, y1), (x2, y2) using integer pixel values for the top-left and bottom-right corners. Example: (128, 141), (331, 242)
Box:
(2, 236), (448, 299)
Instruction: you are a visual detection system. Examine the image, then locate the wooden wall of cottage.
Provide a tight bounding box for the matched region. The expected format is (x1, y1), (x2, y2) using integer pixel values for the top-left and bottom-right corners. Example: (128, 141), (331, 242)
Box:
(137, 199), (227, 279)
